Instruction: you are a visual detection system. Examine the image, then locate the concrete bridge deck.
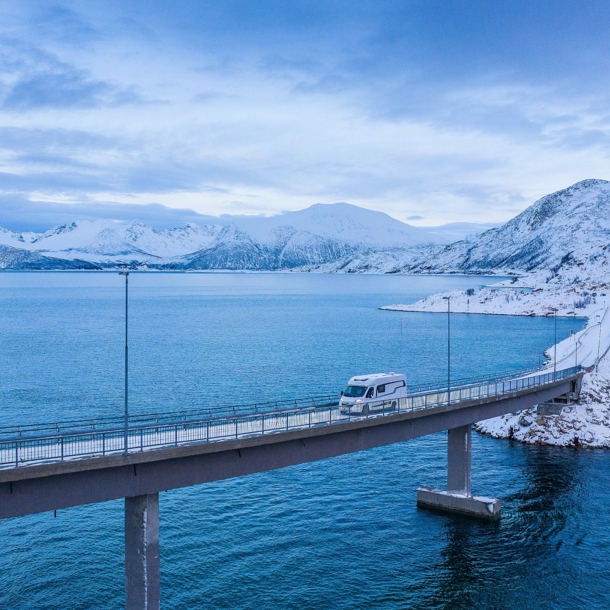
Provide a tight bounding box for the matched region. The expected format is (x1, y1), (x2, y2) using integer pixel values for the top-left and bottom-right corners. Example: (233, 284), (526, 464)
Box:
(0, 365), (582, 518)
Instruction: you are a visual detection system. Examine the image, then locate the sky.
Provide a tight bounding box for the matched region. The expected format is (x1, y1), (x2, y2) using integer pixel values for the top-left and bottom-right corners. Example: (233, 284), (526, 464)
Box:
(1, 0), (610, 231)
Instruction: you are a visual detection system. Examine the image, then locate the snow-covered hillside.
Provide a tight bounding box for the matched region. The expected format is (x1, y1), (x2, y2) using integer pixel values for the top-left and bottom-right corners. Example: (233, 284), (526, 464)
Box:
(312, 179), (610, 276)
(0, 203), (444, 270)
(422, 178), (610, 275)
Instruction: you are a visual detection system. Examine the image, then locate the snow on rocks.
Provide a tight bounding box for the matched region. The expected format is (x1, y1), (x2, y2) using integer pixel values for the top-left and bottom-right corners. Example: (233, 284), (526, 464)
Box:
(476, 359), (610, 448)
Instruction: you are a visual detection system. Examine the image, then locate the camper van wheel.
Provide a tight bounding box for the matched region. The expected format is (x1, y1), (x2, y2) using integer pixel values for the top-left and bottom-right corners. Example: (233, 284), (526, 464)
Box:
(391, 401), (397, 410)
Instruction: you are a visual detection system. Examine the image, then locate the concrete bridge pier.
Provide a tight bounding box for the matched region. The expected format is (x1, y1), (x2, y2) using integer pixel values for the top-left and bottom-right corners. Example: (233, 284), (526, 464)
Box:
(125, 493), (160, 610)
(417, 425), (500, 519)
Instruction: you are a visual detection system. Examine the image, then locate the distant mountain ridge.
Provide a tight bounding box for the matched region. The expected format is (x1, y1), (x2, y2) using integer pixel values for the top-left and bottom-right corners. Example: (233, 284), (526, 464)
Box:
(0, 203), (448, 270)
(1, 182), (606, 275)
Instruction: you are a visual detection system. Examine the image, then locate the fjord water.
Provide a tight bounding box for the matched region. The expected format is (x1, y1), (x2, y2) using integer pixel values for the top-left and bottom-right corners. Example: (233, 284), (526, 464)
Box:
(0, 272), (607, 610)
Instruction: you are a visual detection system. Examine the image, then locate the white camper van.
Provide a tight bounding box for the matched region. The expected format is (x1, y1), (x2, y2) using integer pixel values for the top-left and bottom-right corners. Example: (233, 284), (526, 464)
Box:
(339, 372), (407, 416)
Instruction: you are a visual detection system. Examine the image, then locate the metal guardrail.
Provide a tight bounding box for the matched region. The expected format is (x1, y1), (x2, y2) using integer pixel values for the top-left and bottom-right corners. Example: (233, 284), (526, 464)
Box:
(0, 364), (551, 439)
(0, 366), (581, 470)
(0, 395), (340, 439)
(405, 363), (545, 394)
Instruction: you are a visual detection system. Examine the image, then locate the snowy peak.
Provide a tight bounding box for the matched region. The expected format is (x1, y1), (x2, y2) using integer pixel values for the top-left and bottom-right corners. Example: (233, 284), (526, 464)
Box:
(32, 222), (80, 243)
(509, 179), (610, 233)
(73, 228), (146, 257)
(410, 179), (610, 275)
(234, 202), (442, 247)
(122, 221), (221, 257)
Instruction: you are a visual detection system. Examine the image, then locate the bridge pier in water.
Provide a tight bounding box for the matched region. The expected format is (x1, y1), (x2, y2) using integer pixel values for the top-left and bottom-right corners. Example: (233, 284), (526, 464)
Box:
(417, 425), (500, 519)
(125, 493), (160, 610)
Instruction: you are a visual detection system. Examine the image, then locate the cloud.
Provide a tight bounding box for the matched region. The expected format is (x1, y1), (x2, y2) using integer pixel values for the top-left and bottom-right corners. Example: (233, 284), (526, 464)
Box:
(0, 0), (609, 227)
(29, 6), (99, 46)
(4, 71), (112, 110)
(0, 193), (230, 232)
(0, 39), (144, 110)
(407, 215), (423, 220)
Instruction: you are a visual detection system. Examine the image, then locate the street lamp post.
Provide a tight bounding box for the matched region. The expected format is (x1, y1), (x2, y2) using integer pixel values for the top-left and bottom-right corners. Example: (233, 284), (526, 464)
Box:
(553, 308), (557, 379)
(571, 330), (578, 368)
(596, 314), (602, 372)
(119, 271), (129, 455)
(443, 296), (451, 403)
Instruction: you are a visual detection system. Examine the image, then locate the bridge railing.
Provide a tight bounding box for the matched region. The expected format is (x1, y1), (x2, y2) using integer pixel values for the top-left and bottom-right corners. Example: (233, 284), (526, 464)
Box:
(0, 395), (340, 440)
(0, 366), (581, 470)
(404, 365), (579, 411)
(0, 364), (557, 440)
(405, 363), (546, 395)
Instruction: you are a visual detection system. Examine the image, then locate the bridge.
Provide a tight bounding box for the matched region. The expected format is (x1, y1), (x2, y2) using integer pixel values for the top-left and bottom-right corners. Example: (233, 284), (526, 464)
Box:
(0, 365), (582, 609)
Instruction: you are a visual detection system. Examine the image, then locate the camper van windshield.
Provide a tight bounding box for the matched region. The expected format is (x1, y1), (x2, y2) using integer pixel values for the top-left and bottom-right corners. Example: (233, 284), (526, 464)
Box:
(344, 385), (367, 398)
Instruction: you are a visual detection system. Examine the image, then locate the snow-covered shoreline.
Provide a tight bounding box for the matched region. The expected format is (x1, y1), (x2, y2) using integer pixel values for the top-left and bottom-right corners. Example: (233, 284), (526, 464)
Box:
(382, 276), (610, 448)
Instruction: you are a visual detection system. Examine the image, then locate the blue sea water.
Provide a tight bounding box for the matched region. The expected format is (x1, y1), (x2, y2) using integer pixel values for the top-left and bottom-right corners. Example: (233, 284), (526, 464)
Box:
(0, 272), (608, 610)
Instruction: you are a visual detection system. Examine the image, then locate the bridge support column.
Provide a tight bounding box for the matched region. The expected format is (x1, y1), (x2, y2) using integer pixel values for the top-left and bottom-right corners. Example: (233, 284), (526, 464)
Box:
(447, 425), (471, 495)
(417, 425), (500, 519)
(125, 493), (160, 610)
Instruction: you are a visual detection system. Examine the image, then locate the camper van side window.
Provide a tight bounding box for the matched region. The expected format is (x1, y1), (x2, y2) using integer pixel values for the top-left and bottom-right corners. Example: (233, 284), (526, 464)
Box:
(366, 387), (374, 398)
(377, 384), (386, 395)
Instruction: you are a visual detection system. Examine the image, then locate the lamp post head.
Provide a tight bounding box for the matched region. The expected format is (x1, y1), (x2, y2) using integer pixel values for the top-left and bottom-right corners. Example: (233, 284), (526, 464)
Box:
(119, 271), (129, 276)
(442, 296), (450, 300)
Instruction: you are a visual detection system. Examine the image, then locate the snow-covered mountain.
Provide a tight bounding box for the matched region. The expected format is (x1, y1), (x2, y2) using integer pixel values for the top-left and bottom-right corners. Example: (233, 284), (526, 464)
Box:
(173, 204), (446, 271)
(2, 181), (608, 273)
(232, 203), (443, 247)
(415, 179), (610, 276)
(0, 203), (442, 270)
(0, 220), (221, 261)
(310, 179), (610, 277)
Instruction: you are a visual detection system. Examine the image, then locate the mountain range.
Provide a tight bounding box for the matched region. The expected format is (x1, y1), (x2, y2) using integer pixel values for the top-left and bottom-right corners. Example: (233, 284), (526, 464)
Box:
(314, 179), (610, 278)
(0, 180), (608, 275)
(0, 203), (488, 271)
